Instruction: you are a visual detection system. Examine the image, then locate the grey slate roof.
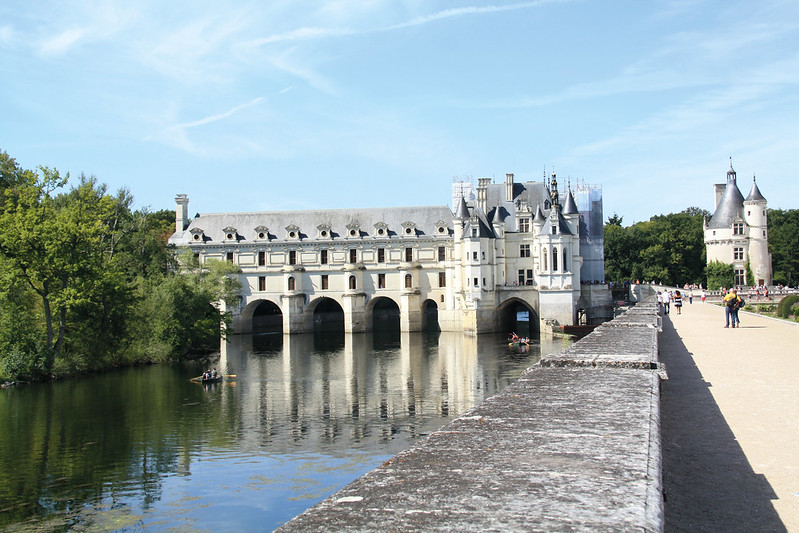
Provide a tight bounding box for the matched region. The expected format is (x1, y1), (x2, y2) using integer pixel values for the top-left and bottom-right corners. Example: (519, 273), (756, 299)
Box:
(541, 209), (574, 236)
(484, 180), (551, 213)
(745, 176), (766, 202)
(707, 180), (745, 230)
(563, 189), (579, 215)
(169, 205), (455, 245)
(455, 196), (470, 219)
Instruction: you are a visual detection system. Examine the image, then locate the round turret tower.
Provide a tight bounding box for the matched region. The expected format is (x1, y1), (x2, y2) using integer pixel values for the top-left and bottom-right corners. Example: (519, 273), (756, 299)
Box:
(743, 175), (771, 286)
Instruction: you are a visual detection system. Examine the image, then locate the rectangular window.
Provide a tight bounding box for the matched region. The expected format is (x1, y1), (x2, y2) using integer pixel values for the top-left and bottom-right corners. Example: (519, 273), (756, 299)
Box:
(258, 276), (266, 291)
(226, 252), (234, 262)
(405, 247), (413, 262)
(472, 251), (478, 261)
(520, 244), (530, 257)
(472, 228), (478, 238)
(321, 249), (328, 264)
(734, 247), (744, 261)
(733, 222), (744, 235)
(734, 269), (746, 287)
(288, 251), (297, 265)
(321, 274), (329, 290)
(378, 248), (385, 263)
(551, 225), (557, 235)
(258, 251), (266, 266)
(438, 246), (445, 261)
(378, 273), (386, 289)
(350, 249), (357, 263)
(518, 218), (530, 232)
(518, 269), (525, 285)
(439, 272), (446, 287)
(473, 277), (479, 287)
(526, 269), (534, 285)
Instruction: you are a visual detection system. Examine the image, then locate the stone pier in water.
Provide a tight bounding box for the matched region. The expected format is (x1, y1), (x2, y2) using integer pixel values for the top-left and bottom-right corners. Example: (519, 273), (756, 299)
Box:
(278, 300), (665, 531)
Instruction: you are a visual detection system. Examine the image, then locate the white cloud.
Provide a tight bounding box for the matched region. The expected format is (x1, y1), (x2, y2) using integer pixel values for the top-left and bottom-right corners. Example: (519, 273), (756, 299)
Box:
(147, 97), (265, 153)
(38, 28), (86, 56)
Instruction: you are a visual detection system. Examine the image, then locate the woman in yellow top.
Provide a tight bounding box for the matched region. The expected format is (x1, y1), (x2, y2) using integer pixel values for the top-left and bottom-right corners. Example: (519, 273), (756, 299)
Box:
(723, 289), (741, 328)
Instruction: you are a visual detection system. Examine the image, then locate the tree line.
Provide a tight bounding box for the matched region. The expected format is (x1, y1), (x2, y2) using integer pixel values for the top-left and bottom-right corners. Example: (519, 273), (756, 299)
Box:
(0, 150), (240, 382)
(604, 207), (799, 289)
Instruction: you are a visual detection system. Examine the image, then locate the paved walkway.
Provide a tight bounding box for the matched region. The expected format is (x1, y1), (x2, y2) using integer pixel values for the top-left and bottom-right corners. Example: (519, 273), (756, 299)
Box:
(659, 300), (799, 532)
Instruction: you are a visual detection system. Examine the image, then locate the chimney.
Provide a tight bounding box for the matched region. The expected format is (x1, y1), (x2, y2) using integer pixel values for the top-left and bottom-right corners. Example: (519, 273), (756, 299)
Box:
(175, 194), (189, 232)
(477, 178), (490, 212)
(505, 173), (514, 202)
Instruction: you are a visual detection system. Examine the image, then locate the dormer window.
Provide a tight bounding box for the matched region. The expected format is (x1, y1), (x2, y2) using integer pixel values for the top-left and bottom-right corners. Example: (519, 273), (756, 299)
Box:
(374, 221), (389, 237)
(189, 227), (205, 242)
(316, 224), (332, 239)
(435, 220), (448, 236)
(401, 221), (417, 237)
(285, 224), (301, 241)
(222, 226), (238, 242)
(346, 222), (362, 239)
(733, 222), (744, 235)
(254, 225), (269, 241)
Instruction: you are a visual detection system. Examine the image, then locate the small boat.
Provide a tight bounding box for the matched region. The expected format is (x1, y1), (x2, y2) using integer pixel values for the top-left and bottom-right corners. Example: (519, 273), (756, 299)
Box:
(508, 337), (530, 346)
(190, 373), (224, 384)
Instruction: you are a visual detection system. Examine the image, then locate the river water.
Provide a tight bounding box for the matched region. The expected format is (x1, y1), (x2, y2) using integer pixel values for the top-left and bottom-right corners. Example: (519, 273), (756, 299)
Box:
(0, 331), (569, 532)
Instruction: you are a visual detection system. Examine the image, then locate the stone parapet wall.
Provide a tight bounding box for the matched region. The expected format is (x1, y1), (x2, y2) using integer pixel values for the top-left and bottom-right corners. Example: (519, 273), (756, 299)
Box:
(277, 298), (665, 532)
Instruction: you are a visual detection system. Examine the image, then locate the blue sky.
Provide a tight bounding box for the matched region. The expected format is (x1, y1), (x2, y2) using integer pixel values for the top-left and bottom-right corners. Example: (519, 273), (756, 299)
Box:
(1, 0), (798, 224)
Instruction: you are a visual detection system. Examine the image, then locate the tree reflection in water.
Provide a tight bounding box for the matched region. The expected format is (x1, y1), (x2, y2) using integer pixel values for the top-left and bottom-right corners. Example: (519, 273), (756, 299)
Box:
(0, 331), (568, 531)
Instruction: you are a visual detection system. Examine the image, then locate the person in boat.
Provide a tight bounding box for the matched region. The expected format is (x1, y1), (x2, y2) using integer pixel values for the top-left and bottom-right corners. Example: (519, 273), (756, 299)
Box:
(211, 369), (218, 379)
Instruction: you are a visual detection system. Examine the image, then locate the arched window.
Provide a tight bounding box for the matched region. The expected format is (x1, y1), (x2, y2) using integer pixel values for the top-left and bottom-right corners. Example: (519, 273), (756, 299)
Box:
(542, 247), (548, 271)
(404, 274), (413, 288)
(562, 247), (568, 272)
(349, 275), (356, 290)
(287, 276), (295, 291)
(552, 247), (558, 272)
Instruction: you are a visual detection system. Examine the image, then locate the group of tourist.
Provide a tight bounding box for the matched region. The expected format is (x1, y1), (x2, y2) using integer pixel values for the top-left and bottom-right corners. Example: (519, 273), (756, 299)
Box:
(202, 369), (220, 380)
(656, 289), (685, 315)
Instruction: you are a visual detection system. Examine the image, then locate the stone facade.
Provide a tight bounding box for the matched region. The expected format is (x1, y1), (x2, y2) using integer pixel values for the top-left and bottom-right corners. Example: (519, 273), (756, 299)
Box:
(704, 162), (772, 286)
(168, 173), (605, 335)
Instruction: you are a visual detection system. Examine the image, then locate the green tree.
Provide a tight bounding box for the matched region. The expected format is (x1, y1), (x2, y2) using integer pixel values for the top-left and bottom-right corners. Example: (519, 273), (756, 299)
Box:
(604, 207), (708, 285)
(768, 209), (799, 287)
(706, 260), (734, 290)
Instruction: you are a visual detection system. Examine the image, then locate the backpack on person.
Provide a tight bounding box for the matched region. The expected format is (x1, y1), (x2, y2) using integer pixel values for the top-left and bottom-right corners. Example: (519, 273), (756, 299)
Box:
(737, 297), (745, 309)
(727, 296), (739, 309)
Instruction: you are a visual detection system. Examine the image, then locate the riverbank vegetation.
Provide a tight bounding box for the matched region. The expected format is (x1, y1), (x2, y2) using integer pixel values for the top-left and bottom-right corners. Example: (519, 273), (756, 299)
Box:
(605, 208), (799, 289)
(0, 150), (240, 382)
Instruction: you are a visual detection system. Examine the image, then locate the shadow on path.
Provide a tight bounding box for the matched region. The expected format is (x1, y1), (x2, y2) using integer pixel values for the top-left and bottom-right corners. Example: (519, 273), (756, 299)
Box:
(659, 315), (786, 532)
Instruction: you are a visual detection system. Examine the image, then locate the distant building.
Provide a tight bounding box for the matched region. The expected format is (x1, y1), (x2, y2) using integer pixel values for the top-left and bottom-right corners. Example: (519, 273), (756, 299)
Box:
(704, 161), (772, 287)
(168, 172), (608, 336)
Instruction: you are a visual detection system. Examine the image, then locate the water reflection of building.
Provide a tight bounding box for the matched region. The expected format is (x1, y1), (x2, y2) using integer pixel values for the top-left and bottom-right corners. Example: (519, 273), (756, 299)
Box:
(220, 333), (543, 451)
(169, 172), (608, 337)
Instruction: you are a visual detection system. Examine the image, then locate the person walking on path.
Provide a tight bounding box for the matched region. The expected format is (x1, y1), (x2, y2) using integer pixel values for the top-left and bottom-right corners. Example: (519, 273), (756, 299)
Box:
(674, 290), (683, 314)
(723, 288), (741, 328)
(662, 290), (672, 314)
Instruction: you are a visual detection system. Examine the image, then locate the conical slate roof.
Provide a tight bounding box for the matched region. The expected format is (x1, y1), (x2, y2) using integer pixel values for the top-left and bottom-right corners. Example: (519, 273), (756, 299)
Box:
(533, 204), (546, 223)
(563, 189), (579, 215)
(707, 165), (745, 230)
(455, 196), (470, 219)
(745, 176), (766, 202)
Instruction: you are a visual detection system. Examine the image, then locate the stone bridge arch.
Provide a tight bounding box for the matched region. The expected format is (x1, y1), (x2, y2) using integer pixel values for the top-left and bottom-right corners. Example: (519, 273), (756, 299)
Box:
(239, 298), (283, 334)
(305, 296), (346, 334)
(366, 296), (401, 333)
(496, 297), (540, 338)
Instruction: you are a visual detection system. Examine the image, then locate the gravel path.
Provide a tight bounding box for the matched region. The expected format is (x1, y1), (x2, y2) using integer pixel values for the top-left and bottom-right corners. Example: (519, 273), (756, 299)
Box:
(660, 301), (799, 532)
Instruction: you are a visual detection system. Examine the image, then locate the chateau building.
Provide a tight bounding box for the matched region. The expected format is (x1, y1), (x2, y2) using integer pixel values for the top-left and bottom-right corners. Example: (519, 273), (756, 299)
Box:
(704, 161), (772, 287)
(168, 172), (607, 336)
